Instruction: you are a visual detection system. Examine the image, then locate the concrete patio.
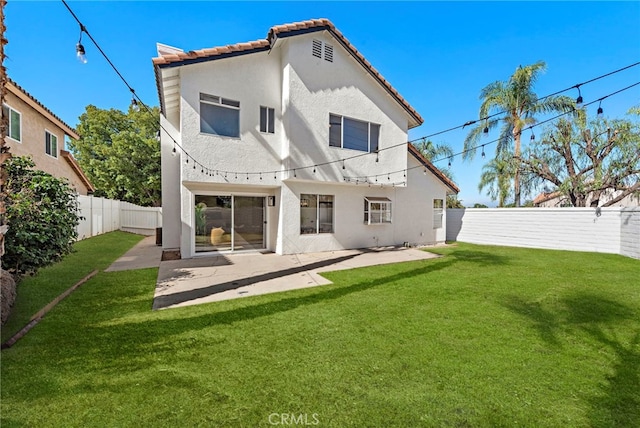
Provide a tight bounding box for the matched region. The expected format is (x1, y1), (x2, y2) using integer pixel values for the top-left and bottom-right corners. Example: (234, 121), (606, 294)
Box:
(104, 235), (441, 310)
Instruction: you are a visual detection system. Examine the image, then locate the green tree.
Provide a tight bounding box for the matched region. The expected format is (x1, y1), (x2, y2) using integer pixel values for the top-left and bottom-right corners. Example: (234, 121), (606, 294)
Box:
(4, 157), (79, 276)
(69, 105), (161, 206)
(521, 111), (640, 207)
(477, 153), (516, 207)
(464, 61), (574, 207)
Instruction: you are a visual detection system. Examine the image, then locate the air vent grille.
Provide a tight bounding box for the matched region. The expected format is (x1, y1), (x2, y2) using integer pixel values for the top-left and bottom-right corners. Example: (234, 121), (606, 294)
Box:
(312, 39), (322, 58)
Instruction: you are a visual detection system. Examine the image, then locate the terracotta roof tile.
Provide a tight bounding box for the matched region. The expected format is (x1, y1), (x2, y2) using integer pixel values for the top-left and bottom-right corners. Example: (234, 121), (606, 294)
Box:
(408, 144), (460, 194)
(6, 78), (80, 139)
(153, 19), (423, 126)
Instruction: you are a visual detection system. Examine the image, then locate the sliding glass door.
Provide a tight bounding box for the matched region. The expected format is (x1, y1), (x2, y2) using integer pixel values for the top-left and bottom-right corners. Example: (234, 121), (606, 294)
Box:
(195, 195), (264, 252)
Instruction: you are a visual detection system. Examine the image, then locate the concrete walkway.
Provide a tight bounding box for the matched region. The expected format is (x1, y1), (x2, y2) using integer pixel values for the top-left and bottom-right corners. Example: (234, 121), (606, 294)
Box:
(106, 237), (442, 310)
(153, 247), (439, 310)
(105, 235), (163, 272)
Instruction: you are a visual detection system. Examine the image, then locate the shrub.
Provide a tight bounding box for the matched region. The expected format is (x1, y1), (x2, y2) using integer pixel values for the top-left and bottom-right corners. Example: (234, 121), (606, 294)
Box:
(3, 156), (80, 276)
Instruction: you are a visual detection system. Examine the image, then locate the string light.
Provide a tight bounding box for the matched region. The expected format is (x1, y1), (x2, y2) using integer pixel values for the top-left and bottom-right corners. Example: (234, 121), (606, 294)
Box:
(59, 0), (639, 184)
(597, 100), (604, 117)
(76, 24), (87, 64)
(530, 130), (535, 142)
(481, 145), (486, 159)
(575, 85), (583, 108)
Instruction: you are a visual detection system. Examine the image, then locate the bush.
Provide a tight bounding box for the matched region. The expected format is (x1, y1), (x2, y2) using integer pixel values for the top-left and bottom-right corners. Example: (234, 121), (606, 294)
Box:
(3, 156), (80, 276)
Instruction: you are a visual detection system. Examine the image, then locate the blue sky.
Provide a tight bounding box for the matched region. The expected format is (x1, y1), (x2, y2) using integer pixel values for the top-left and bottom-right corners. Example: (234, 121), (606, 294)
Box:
(5, 1), (640, 206)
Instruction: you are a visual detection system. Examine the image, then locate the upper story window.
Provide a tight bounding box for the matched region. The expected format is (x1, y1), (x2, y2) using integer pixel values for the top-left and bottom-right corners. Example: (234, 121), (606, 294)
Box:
(200, 93), (240, 138)
(2, 104), (21, 142)
(364, 197), (392, 225)
(433, 199), (444, 229)
(260, 106), (275, 134)
(45, 130), (58, 158)
(329, 114), (379, 152)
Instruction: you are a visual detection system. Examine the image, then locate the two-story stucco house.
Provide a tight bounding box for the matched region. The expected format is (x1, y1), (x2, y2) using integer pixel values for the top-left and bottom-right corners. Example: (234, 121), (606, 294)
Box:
(3, 78), (94, 195)
(154, 19), (458, 258)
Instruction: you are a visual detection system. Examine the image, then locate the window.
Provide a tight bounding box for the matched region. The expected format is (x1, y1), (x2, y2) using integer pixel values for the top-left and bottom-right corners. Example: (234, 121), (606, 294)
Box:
(364, 197), (392, 224)
(300, 194), (334, 234)
(45, 131), (58, 158)
(329, 114), (380, 152)
(260, 106), (275, 134)
(2, 104), (21, 142)
(200, 93), (240, 138)
(433, 199), (444, 229)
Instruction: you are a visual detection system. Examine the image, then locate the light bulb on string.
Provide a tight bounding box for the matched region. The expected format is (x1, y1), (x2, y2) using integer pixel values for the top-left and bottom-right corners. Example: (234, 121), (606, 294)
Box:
(597, 101), (604, 117)
(172, 146), (176, 156)
(530, 131), (535, 142)
(481, 145), (486, 159)
(575, 86), (583, 108)
(76, 25), (88, 64)
(448, 157), (452, 168)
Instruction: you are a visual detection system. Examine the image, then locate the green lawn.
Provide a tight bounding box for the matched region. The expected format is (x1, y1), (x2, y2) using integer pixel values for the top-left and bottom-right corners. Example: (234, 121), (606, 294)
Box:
(1, 240), (638, 427)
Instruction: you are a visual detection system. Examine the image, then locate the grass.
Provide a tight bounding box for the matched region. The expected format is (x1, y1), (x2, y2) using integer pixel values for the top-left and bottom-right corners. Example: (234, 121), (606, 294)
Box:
(1, 241), (639, 427)
(1, 231), (144, 343)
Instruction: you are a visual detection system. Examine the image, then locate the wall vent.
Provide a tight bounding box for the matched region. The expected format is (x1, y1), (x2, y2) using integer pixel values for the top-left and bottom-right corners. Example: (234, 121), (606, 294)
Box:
(312, 39), (322, 58)
(324, 43), (334, 62)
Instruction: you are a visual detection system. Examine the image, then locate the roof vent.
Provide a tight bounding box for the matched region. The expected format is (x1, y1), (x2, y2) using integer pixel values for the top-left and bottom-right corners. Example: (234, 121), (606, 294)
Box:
(324, 44), (334, 62)
(312, 39), (322, 58)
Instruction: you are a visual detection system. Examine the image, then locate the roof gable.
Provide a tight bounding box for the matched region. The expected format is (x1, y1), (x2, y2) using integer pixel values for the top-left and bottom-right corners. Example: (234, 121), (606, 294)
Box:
(408, 144), (459, 194)
(153, 18), (423, 128)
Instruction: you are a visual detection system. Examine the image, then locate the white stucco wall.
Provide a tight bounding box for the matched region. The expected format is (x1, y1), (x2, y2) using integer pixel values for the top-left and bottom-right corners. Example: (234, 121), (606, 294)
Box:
(158, 28), (453, 258)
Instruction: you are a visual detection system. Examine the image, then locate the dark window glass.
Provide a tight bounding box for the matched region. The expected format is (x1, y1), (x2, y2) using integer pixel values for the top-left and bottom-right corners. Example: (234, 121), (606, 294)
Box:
(200, 102), (240, 138)
(343, 117), (369, 151)
(329, 114), (342, 147)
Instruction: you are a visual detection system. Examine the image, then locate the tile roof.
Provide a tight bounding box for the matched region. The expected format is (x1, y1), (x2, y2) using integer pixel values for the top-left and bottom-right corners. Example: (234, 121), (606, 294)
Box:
(61, 150), (95, 193)
(153, 18), (423, 127)
(408, 143), (460, 194)
(6, 78), (80, 139)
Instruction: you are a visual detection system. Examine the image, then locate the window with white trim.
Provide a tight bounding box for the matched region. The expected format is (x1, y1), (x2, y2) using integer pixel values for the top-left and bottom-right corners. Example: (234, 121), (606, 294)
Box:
(260, 106), (275, 134)
(364, 197), (392, 224)
(200, 93), (240, 138)
(433, 199), (444, 229)
(300, 194), (334, 234)
(2, 104), (21, 142)
(45, 131), (58, 158)
(329, 114), (380, 152)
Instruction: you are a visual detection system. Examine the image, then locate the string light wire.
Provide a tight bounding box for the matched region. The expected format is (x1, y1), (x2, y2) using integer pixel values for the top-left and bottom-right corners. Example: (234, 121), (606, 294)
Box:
(60, 0), (639, 181)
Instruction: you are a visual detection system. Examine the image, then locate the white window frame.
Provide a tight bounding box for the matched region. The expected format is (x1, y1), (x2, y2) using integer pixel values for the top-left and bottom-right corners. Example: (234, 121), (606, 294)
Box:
(433, 199), (444, 229)
(2, 104), (22, 143)
(329, 113), (379, 153)
(199, 93), (240, 138)
(300, 194), (334, 235)
(259, 106), (275, 134)
(364, 197), (392, 225)
(45, 129), (59, 158)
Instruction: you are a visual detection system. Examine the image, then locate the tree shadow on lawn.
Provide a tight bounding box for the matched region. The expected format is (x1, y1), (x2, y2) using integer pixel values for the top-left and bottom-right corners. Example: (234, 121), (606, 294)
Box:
(502, 292), (640, 426)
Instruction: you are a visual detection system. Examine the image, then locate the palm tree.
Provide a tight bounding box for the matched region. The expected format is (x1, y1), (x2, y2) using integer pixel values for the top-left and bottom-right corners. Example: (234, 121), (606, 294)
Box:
(463, 61), (574, 206)
(477, 154), (516, 207)
(414, 138), (455, 180)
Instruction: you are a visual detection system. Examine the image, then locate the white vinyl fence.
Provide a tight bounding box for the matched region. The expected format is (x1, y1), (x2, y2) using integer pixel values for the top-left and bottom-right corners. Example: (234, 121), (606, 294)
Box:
(76, 195), (162, 240)
(446, 207), (640, 260)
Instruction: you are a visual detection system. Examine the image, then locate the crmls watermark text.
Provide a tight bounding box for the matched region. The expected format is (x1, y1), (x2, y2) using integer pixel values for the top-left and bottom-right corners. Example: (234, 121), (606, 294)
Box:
(268, 413), (320, 425)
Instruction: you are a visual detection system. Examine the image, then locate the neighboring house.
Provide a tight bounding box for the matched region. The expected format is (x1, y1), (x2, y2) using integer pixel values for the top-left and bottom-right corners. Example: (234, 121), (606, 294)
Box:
(153, 18), (458, 258)
(533, 189), (640, 207)
(3, 78), (94, 195)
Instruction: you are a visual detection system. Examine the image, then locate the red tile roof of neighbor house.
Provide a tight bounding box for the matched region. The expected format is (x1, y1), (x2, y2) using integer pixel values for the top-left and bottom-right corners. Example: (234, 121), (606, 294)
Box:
(61, 150), (95, 193)
(6, 78), (80, 140)
(153, 18), (423, 128)
(533, 191), (562, 205)
(408, 144), (460, 194)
